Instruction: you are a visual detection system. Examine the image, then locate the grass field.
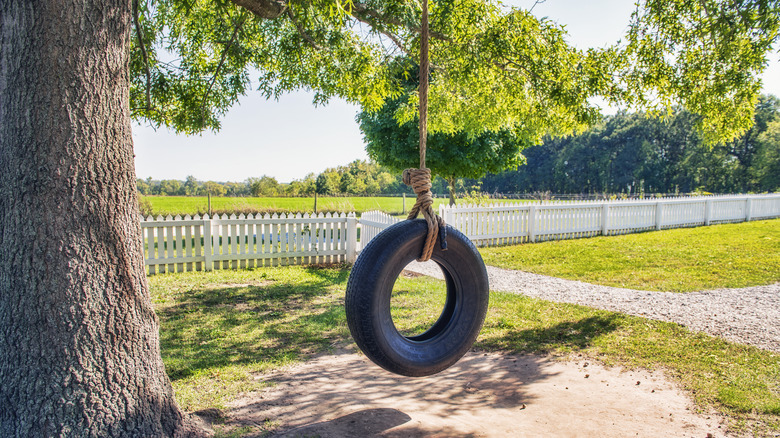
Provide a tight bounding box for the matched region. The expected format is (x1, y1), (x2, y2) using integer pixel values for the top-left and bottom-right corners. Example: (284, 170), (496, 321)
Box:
(140, 195), (452, 216)
(150, 266), (780, 437)
(479, 219), (780, 292)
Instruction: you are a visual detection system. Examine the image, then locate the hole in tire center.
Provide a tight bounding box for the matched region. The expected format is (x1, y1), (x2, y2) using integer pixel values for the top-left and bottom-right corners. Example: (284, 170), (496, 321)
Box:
(390, 260), (449, 339)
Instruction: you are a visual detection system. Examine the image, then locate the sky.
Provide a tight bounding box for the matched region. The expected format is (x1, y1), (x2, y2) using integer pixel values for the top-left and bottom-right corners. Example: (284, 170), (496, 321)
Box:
(132, 0), (780, 184)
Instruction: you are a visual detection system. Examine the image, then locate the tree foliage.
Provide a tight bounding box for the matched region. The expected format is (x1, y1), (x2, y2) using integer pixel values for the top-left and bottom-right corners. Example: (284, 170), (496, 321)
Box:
(481, 95), (780, 195)
(358, 84), (527, 202)
(130, 0), (780, 143)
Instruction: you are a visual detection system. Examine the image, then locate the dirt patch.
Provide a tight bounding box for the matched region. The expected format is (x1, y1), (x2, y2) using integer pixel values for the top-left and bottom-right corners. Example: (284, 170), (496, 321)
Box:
(212, 350), (726, 437)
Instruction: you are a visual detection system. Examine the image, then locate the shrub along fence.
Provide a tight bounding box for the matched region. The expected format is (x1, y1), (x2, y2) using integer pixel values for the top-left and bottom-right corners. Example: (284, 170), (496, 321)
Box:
(141, 194), (779, 274)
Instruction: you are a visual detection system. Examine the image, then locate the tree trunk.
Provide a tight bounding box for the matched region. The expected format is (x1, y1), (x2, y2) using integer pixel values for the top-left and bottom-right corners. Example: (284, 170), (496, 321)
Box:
(1, 1), (186, 436)
(447, 177), (457, 206)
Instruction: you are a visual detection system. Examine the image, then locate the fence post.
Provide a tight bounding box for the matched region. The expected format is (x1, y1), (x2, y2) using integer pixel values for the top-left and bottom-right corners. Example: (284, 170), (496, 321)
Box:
(601, 203), (610, 236)
(704, 199), (713, 226)
(745, 196), (753, 222)
(440, 204), (450, 225)
(346, 213), (358, 263)
(202, 216), (213, 271)
(528, 205), (537, 243)
(655, 201), (663, 231)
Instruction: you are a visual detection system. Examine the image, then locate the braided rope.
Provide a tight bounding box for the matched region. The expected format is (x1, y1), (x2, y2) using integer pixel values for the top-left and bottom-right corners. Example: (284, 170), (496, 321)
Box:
(402, 0), (446, 262)
(403, 168), (446, 262)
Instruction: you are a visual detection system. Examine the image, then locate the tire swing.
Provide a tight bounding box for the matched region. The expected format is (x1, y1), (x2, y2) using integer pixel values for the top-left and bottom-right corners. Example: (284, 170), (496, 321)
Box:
(345, 0), (489, 377)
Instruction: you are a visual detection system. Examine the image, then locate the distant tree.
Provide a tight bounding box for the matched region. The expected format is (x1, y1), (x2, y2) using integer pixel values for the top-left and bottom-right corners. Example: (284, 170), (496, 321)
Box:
(299, 173), (317, 196)
(359, 91), (527, 204)
(753, 119), (780, 191)
(183, 175), (200, 195)
(224, 181), (249, 196)
(200, 181), (227, 196)
(136, 178), (152, 195)
(714, 95), (780, 191)
(364, 176), (381, 195)
(248, 175), (280, 196)
(339, 172), (356, 194)
(315, 172), (339, 195)
(478, 96), (780, 195)
(158, 179), (184, 196)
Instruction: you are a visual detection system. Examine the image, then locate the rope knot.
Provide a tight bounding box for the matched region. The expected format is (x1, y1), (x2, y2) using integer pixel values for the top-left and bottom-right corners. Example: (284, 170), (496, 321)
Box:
(403, 168), (446, 261)
(403, 168), (434, 210)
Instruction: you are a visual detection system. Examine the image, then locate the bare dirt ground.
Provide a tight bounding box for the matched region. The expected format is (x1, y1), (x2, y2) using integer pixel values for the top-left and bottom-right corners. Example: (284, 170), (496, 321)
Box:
(210, 348), (726, 437)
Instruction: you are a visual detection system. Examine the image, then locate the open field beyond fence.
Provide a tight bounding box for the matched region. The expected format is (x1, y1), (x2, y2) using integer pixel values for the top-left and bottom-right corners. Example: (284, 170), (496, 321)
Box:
(140, 195), (452, 216)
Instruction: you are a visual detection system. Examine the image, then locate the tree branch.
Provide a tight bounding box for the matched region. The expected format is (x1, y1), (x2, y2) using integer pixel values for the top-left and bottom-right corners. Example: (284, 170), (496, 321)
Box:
(286, 7), (321, 50)
(529, 0), (546, 14)
(228, 0), (287, 19)
(351, 2), (449, 41)
(132, 0), (152, 110)
(200, 14), (248, 121)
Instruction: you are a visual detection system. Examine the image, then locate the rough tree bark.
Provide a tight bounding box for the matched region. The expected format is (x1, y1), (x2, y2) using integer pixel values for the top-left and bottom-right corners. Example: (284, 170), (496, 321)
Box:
(447, 177), (457, 206)
(1, 1), (187, 436)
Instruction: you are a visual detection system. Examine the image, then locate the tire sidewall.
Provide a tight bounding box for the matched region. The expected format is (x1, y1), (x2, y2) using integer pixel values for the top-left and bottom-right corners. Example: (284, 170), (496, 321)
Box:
(346, 219), (489, 377)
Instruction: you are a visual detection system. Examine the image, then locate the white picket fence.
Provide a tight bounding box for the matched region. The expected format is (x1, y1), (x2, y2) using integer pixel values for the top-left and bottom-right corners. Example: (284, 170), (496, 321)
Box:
(359, 194), (780, 248)
(358, 210), (400, 245)
(441, 194), (780, 246)
(141, 213), (358, 274)
(141, 194), (779, 273)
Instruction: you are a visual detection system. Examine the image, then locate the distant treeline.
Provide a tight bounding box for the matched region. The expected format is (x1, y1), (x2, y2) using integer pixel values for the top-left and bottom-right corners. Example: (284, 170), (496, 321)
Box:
(138, 95), (780, 197)
(136, 160), (418, 197)
(480, 95), (780, 195)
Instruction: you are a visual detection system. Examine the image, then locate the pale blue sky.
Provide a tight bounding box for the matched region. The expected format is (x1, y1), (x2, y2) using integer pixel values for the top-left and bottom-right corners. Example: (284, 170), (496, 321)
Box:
(132, 0), (780, 183)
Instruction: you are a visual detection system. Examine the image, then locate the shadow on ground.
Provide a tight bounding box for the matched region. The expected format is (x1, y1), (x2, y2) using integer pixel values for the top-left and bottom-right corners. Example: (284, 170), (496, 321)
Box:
(222, 349), (556, 437)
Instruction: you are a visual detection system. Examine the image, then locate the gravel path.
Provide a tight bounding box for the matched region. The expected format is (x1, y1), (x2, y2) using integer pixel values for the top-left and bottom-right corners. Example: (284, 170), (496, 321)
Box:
(405, 261), (780, 353)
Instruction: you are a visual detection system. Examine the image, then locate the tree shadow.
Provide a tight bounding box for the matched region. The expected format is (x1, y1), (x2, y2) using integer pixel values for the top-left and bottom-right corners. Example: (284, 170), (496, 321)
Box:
(223, 349), (555, 437)
(218, 313), (625, 437)
(271, 408), (412, 437)
(158, 263), (623, 383)
(158, 269), (350, 380)
(478, 314), (624, 355)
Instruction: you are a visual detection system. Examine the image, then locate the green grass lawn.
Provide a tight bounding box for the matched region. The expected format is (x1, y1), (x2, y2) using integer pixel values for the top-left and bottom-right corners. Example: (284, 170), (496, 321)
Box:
(150, 265), (780, 436)
(479, 219), (780, 292)
(140, 195), (451, 216)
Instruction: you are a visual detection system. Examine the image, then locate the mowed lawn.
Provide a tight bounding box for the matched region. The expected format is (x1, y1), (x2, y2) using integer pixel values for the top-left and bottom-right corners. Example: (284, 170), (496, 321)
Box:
(140, 195), (451, 216)
(149, 219), (780, 435)
(151, 264), (780, 436)
(479, 219), (780, 292)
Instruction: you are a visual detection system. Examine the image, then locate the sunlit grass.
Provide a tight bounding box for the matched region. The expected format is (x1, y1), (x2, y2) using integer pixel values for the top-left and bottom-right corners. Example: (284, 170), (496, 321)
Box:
(479, 219), (780, 292)
(390, 271), (448, 337)
(140, 195), (451, 216)
(151, 266), (779, 435)
(151, 267), (350, 410)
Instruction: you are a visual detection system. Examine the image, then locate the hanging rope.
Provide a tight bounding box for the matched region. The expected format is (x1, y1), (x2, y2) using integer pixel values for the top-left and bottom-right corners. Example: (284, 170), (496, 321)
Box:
(404, 0), (446, 262)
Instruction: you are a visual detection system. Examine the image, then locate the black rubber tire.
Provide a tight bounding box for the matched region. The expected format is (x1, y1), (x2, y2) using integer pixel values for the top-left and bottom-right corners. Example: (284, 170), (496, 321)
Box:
(345, 219), (489, 377)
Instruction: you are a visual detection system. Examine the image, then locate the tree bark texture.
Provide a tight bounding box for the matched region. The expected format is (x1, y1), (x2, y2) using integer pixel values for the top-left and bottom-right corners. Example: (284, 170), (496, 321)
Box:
(448, 177), (457, 206)
(1, 1), (185, 436)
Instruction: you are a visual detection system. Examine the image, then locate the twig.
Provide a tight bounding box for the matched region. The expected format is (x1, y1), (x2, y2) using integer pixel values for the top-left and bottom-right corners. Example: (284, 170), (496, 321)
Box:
(529, 0), (546, 14)
(200, 13), (248, 123)
(286, 7), (321, 50)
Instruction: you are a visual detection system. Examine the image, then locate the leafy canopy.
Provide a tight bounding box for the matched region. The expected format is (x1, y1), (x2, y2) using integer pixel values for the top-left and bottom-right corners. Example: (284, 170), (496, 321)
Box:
(358, 64), (527, 184)
(130, 0), (780, 142)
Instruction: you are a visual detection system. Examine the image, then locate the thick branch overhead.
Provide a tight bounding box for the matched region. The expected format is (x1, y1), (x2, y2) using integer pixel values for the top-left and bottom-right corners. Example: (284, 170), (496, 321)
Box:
(229, 0), (287, 19)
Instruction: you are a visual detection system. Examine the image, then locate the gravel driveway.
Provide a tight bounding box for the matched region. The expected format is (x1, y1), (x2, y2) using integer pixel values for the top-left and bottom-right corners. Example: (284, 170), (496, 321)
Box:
(406, 261), (780, 353)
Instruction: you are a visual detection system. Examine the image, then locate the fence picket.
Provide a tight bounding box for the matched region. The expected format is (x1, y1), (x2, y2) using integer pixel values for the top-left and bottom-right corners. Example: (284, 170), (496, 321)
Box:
(438, 194), (779, 247)
(141, 194), (778, 275)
